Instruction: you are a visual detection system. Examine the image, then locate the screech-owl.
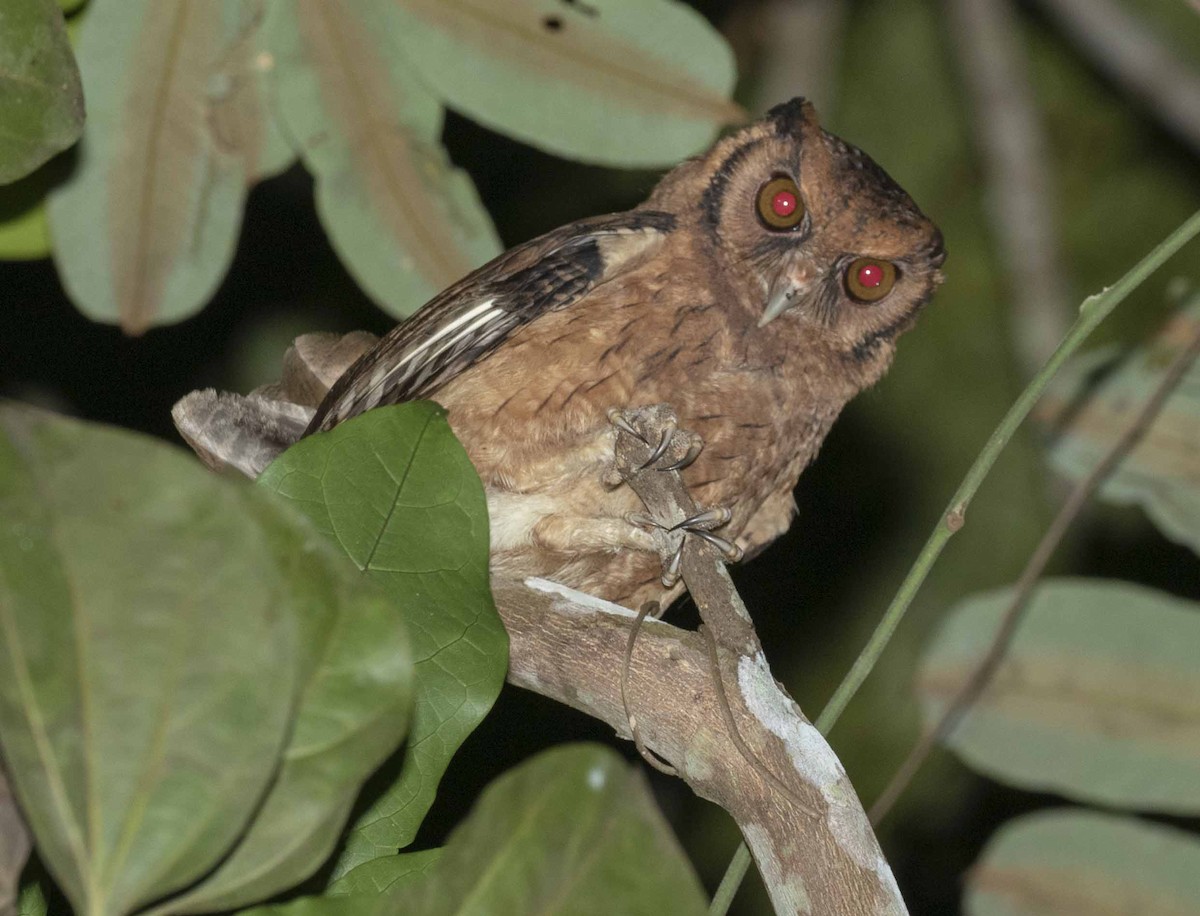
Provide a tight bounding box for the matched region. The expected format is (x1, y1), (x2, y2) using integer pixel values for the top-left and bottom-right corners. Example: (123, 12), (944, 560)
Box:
(174, 98), (946, 610)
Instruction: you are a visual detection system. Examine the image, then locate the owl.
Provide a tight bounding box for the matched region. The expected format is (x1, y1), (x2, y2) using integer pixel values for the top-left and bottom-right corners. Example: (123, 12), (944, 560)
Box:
(174, 98), (946, 610)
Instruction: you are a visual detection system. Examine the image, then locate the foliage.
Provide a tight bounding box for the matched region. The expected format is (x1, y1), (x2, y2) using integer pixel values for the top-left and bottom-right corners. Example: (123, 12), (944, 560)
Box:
(909, 297), (1200, 913)
(7, 0), (737, 330)
(0, 0), (82, 185)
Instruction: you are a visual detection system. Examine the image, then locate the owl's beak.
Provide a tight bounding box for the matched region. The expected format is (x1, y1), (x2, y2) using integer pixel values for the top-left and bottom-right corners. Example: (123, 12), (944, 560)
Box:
(759, 264), (818, 326)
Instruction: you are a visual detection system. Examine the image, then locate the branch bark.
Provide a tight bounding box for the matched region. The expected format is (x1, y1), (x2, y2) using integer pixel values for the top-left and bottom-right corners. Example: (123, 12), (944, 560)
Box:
(491, 404), (907, 915)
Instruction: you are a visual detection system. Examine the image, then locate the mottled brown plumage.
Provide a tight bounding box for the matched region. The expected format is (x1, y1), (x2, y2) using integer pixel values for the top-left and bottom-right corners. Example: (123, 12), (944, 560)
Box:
(174, 98), (945, 609)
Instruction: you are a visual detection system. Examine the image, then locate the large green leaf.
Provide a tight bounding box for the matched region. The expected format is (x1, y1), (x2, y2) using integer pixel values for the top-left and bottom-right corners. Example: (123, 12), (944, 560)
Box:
(265, 0), (501, 320)
(0, 0), (83, 185)
(917, 578), (1200, 812)
(257, 402), (506, 877)
(0, 406), (302, 915)
(965, 809), (1200, 915)
(384, 744), (708, 916)
(166, 512), (413, 909)
(390, 0), (741, 167)
(46, 0), (289, 333)
(244, 745), (708, 916)
(1045, 300), (1200, 556)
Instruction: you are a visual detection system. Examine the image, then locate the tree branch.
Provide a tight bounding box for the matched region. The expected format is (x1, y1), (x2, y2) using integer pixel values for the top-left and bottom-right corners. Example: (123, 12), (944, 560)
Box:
(494, 581), (905, 916)
(491, 404), (906, 916)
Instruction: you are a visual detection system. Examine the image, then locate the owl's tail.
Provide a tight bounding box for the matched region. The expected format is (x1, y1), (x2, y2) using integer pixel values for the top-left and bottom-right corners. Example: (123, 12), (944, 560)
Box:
(171, 330), (378, 479)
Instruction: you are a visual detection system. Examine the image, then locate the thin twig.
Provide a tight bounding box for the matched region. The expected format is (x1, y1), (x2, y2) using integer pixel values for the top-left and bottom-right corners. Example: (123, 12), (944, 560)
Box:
(814, 209), (1200, 737)
(869, 315), (1200, 824)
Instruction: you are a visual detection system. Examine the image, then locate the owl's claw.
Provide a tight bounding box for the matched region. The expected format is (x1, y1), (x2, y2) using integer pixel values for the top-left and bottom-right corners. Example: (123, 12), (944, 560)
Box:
(658, 436), (703, 471)
(606, 407), (645, 442)
(670, 507), (732, 532)
(627, 501), (742, 587)
(661, 539), (685, 588)
(608, 405), (703, 472)
(689, 528), (744, 562)
(639, 417), (677, 469)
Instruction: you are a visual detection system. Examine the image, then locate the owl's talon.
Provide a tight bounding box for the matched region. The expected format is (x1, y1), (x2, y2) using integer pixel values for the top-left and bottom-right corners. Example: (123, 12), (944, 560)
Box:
(658, 435), (703, 471)
(670, 506), (732, 533)
(690, 529), (744, 562)
(638, 418), (678, 470)
(661, 539), (685, 588)
(607, 408), (646, 443)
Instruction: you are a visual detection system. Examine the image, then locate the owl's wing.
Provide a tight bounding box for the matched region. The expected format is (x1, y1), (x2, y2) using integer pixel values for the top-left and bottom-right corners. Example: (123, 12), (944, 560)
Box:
(306, 209), (676, 434)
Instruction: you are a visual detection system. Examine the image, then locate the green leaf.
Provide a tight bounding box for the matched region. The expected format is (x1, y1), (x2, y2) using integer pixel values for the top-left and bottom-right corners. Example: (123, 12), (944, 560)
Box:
(917, 578), (1200, 813)
(394, 744), (707, 916)
(0, 405), (304, 915)
(1045, 299), (1200, 556)
(46, 0), (289, 333)
(391, 0), (741, 167)
(0, 6), (86, 261)
(257, 403), (506, 877)
(16, 881), (46, 916)
(246, 745), (707, 916)
(167, 515), (413, 909)
(0, 0), (83, 185)
(265, 0), (501, 320)
(966, 809), (1200, 915)
(328, 849), (442, 897)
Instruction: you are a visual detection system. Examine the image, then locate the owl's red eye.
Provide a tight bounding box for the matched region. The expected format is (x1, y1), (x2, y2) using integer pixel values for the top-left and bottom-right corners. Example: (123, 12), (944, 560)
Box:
(845, 258), (897, 303)
(756, 176), (805, 230)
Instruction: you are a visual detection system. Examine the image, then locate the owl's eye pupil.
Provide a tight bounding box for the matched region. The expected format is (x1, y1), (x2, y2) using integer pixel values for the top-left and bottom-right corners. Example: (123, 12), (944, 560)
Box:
(856, 262), (884, 288)
(771, 190), (798, 218)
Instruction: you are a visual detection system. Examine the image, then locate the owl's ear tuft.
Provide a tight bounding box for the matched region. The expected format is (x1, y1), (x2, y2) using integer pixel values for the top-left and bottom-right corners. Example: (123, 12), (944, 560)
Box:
(766, 97), (819, 138)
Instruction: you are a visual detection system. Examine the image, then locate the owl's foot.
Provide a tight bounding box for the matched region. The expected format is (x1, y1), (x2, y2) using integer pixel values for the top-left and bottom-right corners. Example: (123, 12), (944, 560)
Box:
(629, 507), (743, 588)
(607, 403), (740, 588)
(604, 406), (703, 485)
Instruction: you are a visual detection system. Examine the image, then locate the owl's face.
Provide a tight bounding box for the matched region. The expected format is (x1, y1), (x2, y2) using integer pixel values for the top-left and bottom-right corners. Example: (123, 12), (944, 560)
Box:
(647, 98), (945, 379)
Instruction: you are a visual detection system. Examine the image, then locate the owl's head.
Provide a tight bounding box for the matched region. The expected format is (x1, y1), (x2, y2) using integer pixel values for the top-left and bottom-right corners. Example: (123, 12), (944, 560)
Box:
(647, 97), (945, 380)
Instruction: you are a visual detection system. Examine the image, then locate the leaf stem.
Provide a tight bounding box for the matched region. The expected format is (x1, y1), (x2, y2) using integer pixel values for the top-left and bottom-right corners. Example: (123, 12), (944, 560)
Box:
(814, 208), (1200, 735)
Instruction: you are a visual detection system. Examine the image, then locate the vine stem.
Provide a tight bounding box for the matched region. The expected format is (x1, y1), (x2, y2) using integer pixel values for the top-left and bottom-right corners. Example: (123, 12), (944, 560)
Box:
(814, 208), (1200, 736)
(708, 208), (1200, 916)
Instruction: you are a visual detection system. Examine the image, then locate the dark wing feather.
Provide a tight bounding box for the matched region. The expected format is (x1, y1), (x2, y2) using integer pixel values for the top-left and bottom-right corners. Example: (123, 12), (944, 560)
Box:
(306, 210), (675, 434)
